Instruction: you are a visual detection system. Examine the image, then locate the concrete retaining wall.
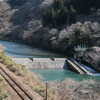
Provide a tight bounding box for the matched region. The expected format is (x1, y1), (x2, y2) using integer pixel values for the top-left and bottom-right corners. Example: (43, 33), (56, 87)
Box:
(12, 58), (67, 69)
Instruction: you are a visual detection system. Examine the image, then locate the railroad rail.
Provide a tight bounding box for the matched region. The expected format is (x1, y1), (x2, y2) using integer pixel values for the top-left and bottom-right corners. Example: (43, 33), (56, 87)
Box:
(0, 66), (34, 100)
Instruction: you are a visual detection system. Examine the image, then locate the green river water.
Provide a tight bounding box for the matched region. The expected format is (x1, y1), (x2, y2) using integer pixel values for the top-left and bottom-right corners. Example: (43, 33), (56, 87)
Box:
(0, 41), (100, 82)
(29, 68), (100, 82)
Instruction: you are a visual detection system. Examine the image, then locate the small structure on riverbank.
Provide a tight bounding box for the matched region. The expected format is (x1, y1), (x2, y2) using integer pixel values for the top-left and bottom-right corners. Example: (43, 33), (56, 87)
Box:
(92, 46), (100, 51)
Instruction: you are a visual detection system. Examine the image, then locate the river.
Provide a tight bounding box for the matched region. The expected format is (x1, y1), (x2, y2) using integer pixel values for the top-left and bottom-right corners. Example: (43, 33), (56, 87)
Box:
(0, 41), (100, 82)
(29, 68), (100, 82)
(0, 41), (65, 58)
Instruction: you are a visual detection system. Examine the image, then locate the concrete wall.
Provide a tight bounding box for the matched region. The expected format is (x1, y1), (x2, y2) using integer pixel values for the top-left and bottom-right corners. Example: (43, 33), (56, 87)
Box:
(12, 58), (67, 69)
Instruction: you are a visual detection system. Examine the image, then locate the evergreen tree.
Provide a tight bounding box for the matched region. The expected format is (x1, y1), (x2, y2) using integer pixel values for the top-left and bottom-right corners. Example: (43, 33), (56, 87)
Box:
(56, 6), (68, 26)
(69, 5), (76, 24)
(42, 8), (55, 26)
(64, 0), (71, 10)
(54, 0), (63, 11)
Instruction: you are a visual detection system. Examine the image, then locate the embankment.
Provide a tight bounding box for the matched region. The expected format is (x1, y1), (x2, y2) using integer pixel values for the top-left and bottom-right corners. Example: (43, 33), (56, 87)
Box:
(0, 51), (59, 100)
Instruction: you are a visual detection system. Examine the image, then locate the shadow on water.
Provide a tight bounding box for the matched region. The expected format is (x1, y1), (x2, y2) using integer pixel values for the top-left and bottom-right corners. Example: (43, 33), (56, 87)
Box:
(0, 41), (66, 58)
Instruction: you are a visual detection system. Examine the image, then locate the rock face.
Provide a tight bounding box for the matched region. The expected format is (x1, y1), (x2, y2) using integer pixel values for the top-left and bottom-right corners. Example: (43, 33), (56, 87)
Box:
(76, 47), (100, 72)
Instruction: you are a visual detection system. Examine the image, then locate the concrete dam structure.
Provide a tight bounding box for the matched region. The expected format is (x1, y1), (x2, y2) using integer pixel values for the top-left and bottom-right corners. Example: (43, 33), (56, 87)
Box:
(12, 58), (67, 69)
(66, 58), (100, 76)
(13, 58), (100, 76)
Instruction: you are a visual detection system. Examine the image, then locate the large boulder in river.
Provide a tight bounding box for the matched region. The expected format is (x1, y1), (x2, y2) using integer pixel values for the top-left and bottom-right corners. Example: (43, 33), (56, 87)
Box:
(76, 47), (100, 72)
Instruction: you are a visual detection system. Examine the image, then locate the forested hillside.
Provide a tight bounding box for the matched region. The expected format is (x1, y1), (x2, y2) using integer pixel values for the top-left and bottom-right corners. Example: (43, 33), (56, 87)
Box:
(0, 0), (100, 54)
(43, 0), (100, 27)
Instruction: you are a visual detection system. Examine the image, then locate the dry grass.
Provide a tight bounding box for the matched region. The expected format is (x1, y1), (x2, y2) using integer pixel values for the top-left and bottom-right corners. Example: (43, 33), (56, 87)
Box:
(0, 76), (9, 100)
(0, 45), (100, 100)
(1, 50), (99, 100)
(48, 78), (100, 100)
(0, 51), (59, 100)
(0, 44), (4, 51)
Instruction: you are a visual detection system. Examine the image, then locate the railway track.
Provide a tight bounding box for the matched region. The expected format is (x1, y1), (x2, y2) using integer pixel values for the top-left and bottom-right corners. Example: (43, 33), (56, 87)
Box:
(0, 66), (34, 100)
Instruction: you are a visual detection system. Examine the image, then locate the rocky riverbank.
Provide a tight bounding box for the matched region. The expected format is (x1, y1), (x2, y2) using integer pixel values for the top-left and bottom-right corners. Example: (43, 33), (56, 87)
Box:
(76, 47), (100, 72)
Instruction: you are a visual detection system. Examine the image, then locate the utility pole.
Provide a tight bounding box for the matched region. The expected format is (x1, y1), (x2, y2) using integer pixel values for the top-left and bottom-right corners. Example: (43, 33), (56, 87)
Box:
(46, 83), (48, 100)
